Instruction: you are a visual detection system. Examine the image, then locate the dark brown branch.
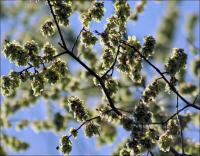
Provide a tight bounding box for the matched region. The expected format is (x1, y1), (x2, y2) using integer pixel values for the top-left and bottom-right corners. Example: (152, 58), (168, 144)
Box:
(18, 65), (33, 74)
(162, 105), (189, 125)
(56, 114), (100, 150)
(120, 40), (200, 111)
(67, 108), (115, 139)
(160, 95), (199, 125)
(47, 0), (68, 50)
(47, 0), (121, 116)
(146, 92), (198, 126)
(18, 1), (122, 117)
(67, 116), (100, 139)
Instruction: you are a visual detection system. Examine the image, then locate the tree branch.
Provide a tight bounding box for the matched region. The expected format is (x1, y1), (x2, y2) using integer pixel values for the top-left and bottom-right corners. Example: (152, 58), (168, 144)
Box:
(46, 0), (121, 116)
(120, 40), (200, 111)
(159, 95), (199, 125)
(176, 95), (185, 155)
(71, 27), (84, 53)
(47, 0), (68, 51)
(67, 116), (100, 139)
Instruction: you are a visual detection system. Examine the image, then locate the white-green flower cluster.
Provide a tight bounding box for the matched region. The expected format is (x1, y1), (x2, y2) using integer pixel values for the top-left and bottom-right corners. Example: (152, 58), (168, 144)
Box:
(165, 48), (187, 76)
(155, 1), (178, 59)
(117, 36), (142, 83)
(158, 131), (173, 152)
(102, 0), (130, 45)
(129, 125), (157, 152)
(119, 148), (131, 156)
(24, 40), (39, 55)
(159, 119), (180, 152)
(3, 41), (29, 66)
(81, 30), (98, 47)
(41, 20), (55, 36)
(24, 40), (41, 67)
(125, 138), (140, 154)
(102, 48), (115, 69)
(30, 59), (68, 96)
(98, 105), (119, 122)
(99, 0), (130, 54)
(167, 119), (179, 136)
(104, 76), (118, 96)
(1, 1), (199, 156)
(192, 57), (200, 78)
(43, 42), (57, 62)
(59, 135), (72, 155)
(67, 96), (88, 122)
(130, 0), (147, 21)
(179, 83), (197, 95)
(114, 0), (130, 23)
(1, 71), (21, 96)
(141, 80), (162, 104)
(16, 120), (29, 130)
(81, 1), (104, 28)
(32, 120), (52, 132)
(53, 59), (68, 77)
(142, 35), (156, 58)
(133, 102), (152, 124)
(120, 116), (134, 131)
(78, 44), (97, 65)
(2, 40), (58, 69)
(84, 122), (100, 138)
(2, 134), (29, 152)
(101, 16), (119, 47)
(44, 68), (59, 84)
(69, 128), (78, 139)
(114, 138), (141, 156)
(52, 1), (72, 26)
(53, 113), (65, 131)
(31, 72), (45, 96)
(146, 128), (159, 143)
(44, 59), (68, 84)
(186, 14), (198, 54)
(131, 125), (144, 140)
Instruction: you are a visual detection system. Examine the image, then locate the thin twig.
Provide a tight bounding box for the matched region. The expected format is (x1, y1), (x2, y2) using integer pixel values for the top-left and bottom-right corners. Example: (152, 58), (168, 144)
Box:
(71, 27), (84, 53)
(101, 45), (121, 78)
(149, 151), (155, 156)
(176, 95), (185, 155)
(67, 116), (100, 139)
(18, 65), (33, 74)
(67, 108), (115, 139)
(162, 105), (189, 125)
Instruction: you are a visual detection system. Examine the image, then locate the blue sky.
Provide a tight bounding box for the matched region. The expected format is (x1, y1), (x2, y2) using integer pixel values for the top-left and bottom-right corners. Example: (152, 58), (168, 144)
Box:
(1, 1), (199, 155)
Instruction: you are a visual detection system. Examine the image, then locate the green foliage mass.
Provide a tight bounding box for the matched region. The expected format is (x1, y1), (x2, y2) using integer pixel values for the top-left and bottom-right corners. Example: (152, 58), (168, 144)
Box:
(0, 0), (199, 156)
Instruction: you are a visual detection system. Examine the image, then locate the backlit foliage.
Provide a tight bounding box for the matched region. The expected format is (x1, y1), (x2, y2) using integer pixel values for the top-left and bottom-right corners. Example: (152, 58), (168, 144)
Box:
(0, 0), (199, 156)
